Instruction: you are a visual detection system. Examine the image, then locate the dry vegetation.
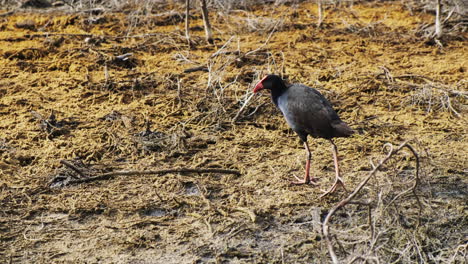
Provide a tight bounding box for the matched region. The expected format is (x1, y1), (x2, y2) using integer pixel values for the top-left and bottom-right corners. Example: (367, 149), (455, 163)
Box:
(0, 0), (467, 263)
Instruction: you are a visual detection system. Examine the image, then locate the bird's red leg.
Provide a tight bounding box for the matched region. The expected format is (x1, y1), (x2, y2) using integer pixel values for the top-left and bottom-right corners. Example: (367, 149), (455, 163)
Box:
(292, 142), (318, 185)
(320, 140), (348, 197)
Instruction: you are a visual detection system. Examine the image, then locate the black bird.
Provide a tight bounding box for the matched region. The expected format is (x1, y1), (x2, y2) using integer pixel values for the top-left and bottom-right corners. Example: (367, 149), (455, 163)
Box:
(253, 75), (354, 195)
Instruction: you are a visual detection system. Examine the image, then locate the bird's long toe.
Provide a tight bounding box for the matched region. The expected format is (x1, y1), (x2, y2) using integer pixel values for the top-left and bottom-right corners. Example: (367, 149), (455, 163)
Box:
(290, 174), (319, 185)
(319, 178), (346, 198)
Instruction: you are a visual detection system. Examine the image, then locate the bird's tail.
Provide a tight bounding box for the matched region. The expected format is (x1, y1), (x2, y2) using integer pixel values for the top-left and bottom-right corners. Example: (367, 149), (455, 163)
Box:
(331, 121), (354, 138)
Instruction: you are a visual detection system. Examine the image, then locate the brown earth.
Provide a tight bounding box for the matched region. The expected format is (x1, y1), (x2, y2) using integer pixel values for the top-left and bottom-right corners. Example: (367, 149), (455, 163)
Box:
(0, 1), (467, 263)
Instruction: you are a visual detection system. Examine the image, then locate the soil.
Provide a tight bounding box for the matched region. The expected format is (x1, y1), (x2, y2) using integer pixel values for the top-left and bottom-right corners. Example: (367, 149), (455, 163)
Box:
(0, 1), (467, 263)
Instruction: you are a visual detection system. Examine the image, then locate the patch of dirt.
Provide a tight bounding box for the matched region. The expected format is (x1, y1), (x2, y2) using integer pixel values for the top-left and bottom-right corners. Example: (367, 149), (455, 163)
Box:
(0, 1), (466, 263)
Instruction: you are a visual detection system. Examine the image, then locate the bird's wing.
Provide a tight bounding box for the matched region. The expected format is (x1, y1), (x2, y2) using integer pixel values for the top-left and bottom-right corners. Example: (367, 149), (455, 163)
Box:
(279, 85), (339, 138)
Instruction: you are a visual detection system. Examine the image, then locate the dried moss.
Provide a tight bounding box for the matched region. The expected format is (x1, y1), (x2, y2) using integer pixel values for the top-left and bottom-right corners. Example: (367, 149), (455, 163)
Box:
(0, 1), (466, 263)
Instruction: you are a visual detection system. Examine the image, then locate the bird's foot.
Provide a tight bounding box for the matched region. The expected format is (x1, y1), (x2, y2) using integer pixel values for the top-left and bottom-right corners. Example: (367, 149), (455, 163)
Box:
(291, 174), (319, 185)
(319, 178), (347, 198)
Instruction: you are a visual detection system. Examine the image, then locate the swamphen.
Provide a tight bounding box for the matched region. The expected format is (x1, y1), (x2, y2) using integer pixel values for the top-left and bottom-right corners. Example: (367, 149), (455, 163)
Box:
(253, 75), (354, 195)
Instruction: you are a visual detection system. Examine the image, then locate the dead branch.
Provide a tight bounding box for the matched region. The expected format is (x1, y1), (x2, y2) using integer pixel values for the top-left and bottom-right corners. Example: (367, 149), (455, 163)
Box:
(381, 143), (423, 226)
(245, 20), (281, 57)
(24, 32), (167, 40)
(317, 0), (324, 28)
(183, 66), (209, 73)
(0, 9), (17, 17)
(200, 0), (214, 44)
(210, 36), (235, 58)
(209, 50), (241, 58)
(185, 0), (191, 47)
(450, 242), (468, 262)
(59, 160), (85, 179)
(435, 0), (443, 39)
(323, 141), (421, 264)
(66, 167), (241, 185)
(232, 93), (255, 123)
(25, 33), (95, 38)
(378, 66), (394, 83)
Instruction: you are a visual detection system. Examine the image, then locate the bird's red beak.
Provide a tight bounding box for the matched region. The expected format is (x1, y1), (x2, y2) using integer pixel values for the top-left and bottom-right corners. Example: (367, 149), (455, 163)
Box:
(253, 76), (268, 93)
(253, 82), (264, 93)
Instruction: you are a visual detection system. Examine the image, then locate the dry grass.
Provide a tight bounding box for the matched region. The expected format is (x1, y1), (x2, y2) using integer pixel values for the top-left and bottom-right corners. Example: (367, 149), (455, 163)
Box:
(0, 1), (467, 263)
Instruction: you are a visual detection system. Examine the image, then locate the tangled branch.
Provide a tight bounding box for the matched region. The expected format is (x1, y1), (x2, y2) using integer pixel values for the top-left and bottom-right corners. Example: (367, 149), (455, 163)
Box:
(323, 141), (421, 263)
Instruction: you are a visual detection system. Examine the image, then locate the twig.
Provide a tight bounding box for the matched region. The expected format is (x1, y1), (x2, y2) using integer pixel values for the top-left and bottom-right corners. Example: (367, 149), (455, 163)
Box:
(322, 141), (421, 264)
(176, 77), (183, 104)
(442, 7), (456, 25)
(232, 93), (255, 123)
(246, 102), (266, 117)
(183, 66), (209, 73)
(317, 0), (324, 28)
(445, 95), (462, 118)
(24, 32), (168, 40)
(450, 242), (468, 263)
(68, 168), (241, 185)
(244, 19), (281, 57)
(389, 143), (422, 225)
(379, 66), (394, 83)
(185, 0), (191, 47)
(25, 33), (95, 38)
(59, 160), (85, 179)
(200, 0), (214, 44)
(0, 9), (17, 17)
(434, 0), (443, 38)
(115, 53), (133, 61)
(209, 50), (241, 58)
(210, 36), (234, 58)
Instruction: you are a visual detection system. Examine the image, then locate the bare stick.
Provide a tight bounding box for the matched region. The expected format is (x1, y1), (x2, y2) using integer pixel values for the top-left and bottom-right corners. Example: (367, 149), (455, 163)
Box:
(200, 0), (214, 44)
(435, 0), (443, 39)
(232, 93), (255, 123)
(210, 36), (234, 58)
(26, 33), (95, 38)
(185, 0), (191, 47)
(245, 20), (281, 57)
(0, 9), (17, 17)
(68, 168), (241, 185)
(444, 95), (461, 118)
(59, 160), (85, 179)
(382, 143), (423, 225)
(322, 141), (421, 263)
(317, 0), (324, 28)
(25, 32), (165, 40)
(183, 66), (209, 73)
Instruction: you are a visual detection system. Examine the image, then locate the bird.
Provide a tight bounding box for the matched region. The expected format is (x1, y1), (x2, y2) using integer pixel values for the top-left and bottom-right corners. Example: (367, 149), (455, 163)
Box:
(253, 74), (354, 196)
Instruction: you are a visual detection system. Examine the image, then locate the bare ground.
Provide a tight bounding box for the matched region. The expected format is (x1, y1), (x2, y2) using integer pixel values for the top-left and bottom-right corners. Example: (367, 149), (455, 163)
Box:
(0, 1), (467, 263)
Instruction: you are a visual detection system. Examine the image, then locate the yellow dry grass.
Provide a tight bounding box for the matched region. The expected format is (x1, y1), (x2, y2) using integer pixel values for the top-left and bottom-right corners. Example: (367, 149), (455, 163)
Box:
(0, 1), (466, 263)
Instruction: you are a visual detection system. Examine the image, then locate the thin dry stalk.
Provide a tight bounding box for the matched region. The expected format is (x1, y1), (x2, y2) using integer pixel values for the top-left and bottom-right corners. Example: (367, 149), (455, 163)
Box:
(59, 160), (85, 179)
(317, 0), (324, 28)
(245, 20), (282, 57)
(435, 0), (443, 38)
(185, 0), (191, 47)
(232, 93), (255, 123)
(450, 243), (468, 262)
(200, 0), (214, 44)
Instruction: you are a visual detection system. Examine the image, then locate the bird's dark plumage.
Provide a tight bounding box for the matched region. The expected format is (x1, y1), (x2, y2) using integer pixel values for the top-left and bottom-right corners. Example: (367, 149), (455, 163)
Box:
(254, 74), (354, 142)
(254, 74), (354, 195)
